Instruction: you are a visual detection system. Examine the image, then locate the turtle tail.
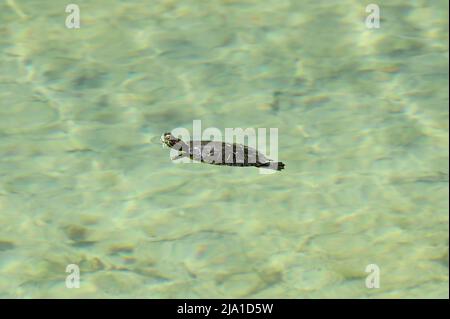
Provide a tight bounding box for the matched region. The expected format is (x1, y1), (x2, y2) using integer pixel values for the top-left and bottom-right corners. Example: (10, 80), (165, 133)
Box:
(257, 162), (285, 171)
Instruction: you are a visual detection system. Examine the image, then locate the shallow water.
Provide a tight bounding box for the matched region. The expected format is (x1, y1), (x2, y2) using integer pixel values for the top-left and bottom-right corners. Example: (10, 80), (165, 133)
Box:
(0, 0), (448, 298)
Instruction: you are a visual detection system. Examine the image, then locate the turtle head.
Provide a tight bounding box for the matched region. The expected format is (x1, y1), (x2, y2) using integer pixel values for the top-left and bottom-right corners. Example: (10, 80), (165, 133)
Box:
(161, 132), (186, 150)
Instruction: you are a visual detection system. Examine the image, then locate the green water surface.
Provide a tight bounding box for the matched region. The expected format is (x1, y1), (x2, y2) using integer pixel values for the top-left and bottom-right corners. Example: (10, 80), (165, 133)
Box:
(0, 0), (448, 298)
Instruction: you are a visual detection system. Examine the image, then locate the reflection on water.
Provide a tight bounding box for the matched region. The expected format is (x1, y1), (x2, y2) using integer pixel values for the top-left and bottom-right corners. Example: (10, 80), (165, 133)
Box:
(0, 0), (448, 298)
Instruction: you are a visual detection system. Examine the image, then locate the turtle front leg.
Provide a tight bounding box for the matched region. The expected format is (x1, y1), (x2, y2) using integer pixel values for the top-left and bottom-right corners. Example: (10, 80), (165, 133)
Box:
(171, 151), (187, 161)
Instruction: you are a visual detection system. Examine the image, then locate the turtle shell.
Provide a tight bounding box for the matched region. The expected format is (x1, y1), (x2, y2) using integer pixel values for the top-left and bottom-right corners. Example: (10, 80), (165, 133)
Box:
(188, 141), (267, 167)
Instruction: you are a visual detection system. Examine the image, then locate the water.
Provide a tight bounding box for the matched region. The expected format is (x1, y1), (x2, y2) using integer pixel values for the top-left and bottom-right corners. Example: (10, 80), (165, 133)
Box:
(0, 0), (448, 298)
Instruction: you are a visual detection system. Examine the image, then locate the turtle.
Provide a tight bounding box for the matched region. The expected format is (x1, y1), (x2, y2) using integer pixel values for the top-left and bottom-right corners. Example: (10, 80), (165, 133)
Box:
(161, 132), (285, 171)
